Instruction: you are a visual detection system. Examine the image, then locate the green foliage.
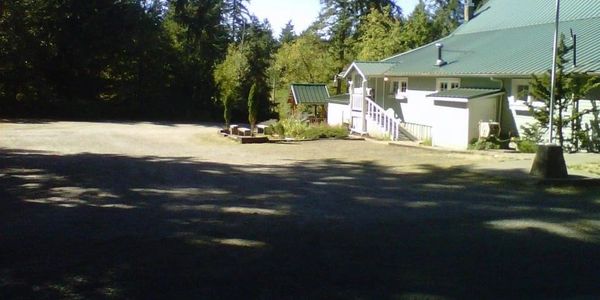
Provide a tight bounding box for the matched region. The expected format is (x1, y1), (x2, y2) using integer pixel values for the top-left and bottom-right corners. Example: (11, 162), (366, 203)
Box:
(468, 137), (502, 150)
(402, 1), (435, 50)
(355, 6), (405, 61)
(301, 124), (349, 140)
(512, 123), (543, 153)
(279, 20), (297, 44)
(248, 83), (258, 129)
(527, 35), (600, 150)
(267, 122), (286, 137)
(214, 44), (250, 125)
(421, 137), (432, 146)
(519, 123), (545, 144)
(271, 33), (336, 117)
(515, 140), (538, 153)
(267, 119), (348, 140)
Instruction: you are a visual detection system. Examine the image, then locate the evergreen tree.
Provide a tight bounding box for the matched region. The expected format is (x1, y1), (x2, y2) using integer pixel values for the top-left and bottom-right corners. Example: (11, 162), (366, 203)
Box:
(355, 5), (404, 61)
(279, 20), (297, 44)
(402, 1), (435, 50)
(222, 0), (251, 42)
(248, 83), (258, 131)
(527, 35), (600, 149)
(318, 0), (402, 93)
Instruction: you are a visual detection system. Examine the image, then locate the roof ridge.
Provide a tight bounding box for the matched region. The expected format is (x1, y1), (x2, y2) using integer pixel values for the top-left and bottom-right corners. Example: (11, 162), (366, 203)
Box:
(290, 83), (327, 86)
(456, 15), (600, 36)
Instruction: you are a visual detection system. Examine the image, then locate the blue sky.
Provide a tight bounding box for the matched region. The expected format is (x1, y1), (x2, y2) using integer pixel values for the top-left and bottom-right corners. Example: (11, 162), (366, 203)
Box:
(248, 0), (421, 36)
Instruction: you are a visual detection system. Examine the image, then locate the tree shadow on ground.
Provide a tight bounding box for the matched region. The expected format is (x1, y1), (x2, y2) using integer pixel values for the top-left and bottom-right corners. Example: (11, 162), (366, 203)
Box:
(0, 148), (599, 299)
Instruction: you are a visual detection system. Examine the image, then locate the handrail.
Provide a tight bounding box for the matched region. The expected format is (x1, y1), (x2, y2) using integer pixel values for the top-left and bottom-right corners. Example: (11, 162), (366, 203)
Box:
(365, 97), (431, 141)
(400, 121), (432, 141)
(365, 97), (402, 140)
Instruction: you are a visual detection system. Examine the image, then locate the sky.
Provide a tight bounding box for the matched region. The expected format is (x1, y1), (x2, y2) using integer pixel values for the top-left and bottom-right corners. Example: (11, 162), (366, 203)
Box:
(248, 0), (421, 37)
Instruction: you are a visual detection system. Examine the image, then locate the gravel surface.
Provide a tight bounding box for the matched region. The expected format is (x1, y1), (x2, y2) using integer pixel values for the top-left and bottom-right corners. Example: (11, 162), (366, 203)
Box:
(1, 120), (599, 299)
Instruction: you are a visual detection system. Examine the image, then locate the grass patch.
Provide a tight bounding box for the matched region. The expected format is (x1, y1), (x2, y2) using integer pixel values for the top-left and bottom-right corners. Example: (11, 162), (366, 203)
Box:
(570, 163), (600, 176)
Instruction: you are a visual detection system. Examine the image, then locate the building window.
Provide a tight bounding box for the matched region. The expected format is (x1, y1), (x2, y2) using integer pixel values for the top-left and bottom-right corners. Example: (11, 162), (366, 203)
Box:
(437, 78), (460, 91)
(512, 79), (531, 102)
(390, 78), (408, 98)
(401, 81), (408, 92)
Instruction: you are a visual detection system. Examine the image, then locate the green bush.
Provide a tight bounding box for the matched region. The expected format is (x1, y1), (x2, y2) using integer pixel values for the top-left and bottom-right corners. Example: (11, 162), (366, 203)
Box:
(421, 138), (432, 146)
(267, 122), (286, 137)
(267, 120), (348, 140)
(281, 118), (308, 138)
(516, 139), (538, 153)
(301, 124), (349, 140)
(468, 137), (501, 150)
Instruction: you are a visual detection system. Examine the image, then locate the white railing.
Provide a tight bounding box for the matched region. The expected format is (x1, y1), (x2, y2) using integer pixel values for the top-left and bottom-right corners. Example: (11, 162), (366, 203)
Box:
(365, 97), (432, 141)
(351, 93), (363, 110)
(366, 97), (402, 141)
(401, 121), (432, 141)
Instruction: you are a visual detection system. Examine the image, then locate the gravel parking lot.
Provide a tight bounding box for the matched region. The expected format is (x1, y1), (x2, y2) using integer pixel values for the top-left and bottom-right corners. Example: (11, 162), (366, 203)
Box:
(1, 121), (599, 299)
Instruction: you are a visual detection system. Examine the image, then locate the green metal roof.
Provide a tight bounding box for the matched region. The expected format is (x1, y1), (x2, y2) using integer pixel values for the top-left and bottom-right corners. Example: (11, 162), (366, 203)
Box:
(454, 0), (600, 35)
(426, 88), (503, 100)
(326, 93), (350, 105)
(342, 62), (396, 78)
(347, 0), (600, 77)
(290, 84), (330, 105)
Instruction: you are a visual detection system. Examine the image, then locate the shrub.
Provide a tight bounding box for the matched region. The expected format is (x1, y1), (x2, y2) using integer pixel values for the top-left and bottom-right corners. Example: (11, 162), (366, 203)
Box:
(281, 118), (308, 138)
(520, 123), (545, 143)
(267, 120), (348, 140)
(516, 139), (538, 153)
(468, 137), (501, 150)
(421, 138), (432, 146)
(301, 124), (348, 140)
(268, 122), (285, 137)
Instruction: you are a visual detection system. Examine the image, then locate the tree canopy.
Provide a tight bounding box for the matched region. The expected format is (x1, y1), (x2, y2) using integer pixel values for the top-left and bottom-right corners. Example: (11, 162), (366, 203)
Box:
(0, 0), (493, 122)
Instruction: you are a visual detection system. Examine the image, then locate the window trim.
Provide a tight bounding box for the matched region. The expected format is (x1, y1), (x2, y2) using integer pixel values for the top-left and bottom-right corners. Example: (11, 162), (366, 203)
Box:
(436, 78), (461, 92)
(390, 77), (408, 99)
(511, 79), (532, 102)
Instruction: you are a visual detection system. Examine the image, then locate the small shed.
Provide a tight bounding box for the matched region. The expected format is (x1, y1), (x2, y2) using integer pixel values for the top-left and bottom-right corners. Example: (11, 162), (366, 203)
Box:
(289, 84), (330, 122)
(427, 88), (504, 149)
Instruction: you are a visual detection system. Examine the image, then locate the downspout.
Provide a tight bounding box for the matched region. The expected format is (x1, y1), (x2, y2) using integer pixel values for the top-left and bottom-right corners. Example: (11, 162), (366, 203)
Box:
(490, 77), (504, 129)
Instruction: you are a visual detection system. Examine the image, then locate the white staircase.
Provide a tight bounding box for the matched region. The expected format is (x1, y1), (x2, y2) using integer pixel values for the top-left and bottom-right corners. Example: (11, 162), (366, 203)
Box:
(365, 98), (431, 142)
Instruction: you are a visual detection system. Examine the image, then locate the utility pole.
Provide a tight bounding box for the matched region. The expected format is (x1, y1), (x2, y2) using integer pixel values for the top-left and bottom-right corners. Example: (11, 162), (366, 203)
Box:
(530, 0), (568, 179)
(548, 0), (561, 144)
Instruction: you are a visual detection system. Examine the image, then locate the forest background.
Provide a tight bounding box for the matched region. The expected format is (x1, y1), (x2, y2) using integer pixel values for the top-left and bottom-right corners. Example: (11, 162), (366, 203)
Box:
(0, 0), (487, 122)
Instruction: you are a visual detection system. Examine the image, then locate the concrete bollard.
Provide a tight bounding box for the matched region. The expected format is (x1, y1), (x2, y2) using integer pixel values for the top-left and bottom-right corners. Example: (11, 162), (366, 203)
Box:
(530, 144), (568, 178)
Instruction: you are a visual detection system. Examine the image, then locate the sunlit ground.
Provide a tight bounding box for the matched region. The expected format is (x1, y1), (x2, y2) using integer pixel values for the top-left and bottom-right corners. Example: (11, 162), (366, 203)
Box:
(1, 121), (599, 299)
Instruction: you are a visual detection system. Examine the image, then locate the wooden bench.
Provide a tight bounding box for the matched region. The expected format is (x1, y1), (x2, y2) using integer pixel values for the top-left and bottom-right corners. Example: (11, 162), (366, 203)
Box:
(238, 127), (251, 136)
(256, 124), (268, 134)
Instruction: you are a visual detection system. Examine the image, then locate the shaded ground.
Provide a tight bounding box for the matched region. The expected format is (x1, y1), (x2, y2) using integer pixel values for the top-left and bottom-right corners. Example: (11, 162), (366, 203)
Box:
(1, 121), (599, 299)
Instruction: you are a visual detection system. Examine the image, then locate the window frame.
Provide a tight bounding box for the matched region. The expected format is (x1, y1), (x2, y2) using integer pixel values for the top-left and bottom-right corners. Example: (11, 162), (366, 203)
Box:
(436, 78), (461, 91)
(390, 77), (408, 99)
(511, 79), (532, 102)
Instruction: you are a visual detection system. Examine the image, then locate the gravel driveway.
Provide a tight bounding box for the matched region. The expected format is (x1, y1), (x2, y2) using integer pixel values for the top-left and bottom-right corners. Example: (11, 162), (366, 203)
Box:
(1, 121), (599, 299)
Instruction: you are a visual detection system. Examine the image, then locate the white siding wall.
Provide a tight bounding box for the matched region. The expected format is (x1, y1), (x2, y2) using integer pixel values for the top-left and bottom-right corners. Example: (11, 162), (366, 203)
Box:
(327, 103), (351, 126)
(508, 97), (537, 135)
(432, 99), (470, 149)
(397, 90), (436, 126)
(468, 96), (499, 142)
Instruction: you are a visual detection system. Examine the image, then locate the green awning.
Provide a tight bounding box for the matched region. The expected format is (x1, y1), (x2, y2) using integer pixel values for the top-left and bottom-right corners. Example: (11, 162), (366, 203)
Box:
(290, 84), (330, 105)
(426, 88), (503, 100)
